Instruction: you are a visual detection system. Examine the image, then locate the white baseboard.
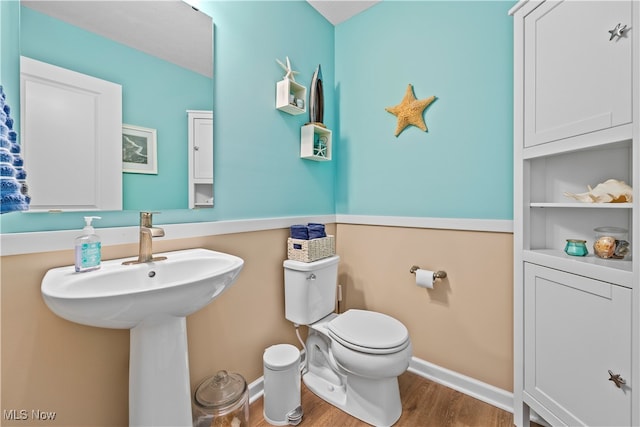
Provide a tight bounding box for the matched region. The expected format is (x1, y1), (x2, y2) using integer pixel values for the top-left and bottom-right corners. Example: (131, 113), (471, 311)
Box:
(249, 356), (548, 425)
(248, 356), (514, 411)
(249, 375), (265, 405)
(407, 357), (514, 413)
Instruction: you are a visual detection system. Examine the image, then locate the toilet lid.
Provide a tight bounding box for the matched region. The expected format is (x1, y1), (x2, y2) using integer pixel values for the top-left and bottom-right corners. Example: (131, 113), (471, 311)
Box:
(328, 309), (410, 354)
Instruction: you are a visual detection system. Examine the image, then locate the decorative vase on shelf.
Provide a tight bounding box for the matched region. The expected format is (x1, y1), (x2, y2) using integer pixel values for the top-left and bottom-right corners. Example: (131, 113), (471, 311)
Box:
(309, 64), (324, 127)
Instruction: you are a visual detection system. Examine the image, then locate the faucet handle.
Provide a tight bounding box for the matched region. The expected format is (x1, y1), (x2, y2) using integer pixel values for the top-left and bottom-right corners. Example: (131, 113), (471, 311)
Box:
(140, 211), (160, 227)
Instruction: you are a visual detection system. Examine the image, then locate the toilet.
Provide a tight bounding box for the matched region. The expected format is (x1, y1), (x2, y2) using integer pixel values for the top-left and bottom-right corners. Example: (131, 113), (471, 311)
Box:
(283, 255), (412, 427)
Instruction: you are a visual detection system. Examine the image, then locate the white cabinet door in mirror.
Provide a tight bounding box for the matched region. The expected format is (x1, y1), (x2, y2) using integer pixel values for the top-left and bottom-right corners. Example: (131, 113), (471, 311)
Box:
(187, 110), (213, 209)
(20, 56), (122, 211)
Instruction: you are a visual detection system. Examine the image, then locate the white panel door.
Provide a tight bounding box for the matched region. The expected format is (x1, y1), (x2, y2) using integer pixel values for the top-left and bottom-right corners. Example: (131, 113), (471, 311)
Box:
(20, 56), (122, 211)
(523, 1), (632, 147)
(524, 263), (632, 426)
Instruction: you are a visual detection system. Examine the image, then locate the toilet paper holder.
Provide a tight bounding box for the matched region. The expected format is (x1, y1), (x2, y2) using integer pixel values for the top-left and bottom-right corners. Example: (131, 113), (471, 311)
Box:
(409, 265), (447, 280)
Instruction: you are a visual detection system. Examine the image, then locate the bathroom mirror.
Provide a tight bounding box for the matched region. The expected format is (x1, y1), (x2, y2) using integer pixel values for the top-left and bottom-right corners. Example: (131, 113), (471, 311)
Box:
(18, 0), (214, 212)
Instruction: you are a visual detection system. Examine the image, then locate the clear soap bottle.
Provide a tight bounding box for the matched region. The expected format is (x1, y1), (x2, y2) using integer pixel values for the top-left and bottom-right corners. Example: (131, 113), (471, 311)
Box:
(75, 216), (102, 272)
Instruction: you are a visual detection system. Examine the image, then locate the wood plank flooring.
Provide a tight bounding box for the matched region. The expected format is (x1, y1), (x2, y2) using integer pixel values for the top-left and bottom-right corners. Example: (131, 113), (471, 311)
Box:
(249, 371), (517, 426)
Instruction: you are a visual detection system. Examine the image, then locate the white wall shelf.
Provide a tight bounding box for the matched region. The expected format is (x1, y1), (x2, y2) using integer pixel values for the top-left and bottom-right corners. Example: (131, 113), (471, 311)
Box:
(529, 203), (633, 209)
(276, 79), (306, 115)
(301, 124), (331, 161)
(523, 249), (633, 288)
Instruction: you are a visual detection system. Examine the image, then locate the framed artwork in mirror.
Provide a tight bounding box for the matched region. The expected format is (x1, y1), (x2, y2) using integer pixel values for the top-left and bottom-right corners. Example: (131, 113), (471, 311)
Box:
(122, 124), (157, 174)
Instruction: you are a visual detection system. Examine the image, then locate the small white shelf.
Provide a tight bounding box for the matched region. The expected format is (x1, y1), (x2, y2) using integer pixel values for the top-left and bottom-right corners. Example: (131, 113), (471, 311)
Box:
(523, 249), (633, 288)
(530, 202), (633, 209)
(276, 79), (306, 115)
(301, 124), (331, 161)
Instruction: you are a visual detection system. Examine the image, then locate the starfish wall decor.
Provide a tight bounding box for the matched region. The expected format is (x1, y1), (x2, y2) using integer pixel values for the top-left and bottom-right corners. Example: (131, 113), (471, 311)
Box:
(385, 84), (436, 137)
(276, 56), (299, 82)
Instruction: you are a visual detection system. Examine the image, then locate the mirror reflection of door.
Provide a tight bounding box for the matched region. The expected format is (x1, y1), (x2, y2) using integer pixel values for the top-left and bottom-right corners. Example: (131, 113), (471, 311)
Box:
(20, 56), (122, 211)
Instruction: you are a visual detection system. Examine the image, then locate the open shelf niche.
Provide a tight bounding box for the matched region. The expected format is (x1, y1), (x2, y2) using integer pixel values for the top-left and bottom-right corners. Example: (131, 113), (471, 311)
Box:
(300, 124), (331, 161)
(276, 79), (306, 115)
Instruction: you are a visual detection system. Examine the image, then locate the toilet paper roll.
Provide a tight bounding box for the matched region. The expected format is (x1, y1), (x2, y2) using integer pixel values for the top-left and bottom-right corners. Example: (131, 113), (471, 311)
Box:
(415, 269), (435, 289)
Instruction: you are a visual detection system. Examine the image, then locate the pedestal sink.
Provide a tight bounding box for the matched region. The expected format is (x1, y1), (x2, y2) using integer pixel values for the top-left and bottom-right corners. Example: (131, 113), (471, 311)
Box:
(41, 248), (244, 427)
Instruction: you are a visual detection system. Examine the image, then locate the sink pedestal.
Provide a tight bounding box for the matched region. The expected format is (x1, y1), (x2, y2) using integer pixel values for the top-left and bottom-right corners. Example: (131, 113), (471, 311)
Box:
(130, 316), (192, 427)
(41, 248), (245, 426)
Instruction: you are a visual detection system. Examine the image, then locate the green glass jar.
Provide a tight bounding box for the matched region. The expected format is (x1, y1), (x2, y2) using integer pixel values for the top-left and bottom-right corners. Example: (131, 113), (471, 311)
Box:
(564, 239), (588, 257)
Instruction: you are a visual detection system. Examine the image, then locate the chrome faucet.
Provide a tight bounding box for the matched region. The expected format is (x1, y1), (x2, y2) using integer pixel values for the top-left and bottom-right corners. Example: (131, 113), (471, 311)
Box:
(123, 212), (167, 264)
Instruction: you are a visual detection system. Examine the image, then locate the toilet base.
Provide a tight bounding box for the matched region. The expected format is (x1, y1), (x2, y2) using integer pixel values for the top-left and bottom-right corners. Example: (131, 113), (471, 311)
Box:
(303, 370), (402, 427)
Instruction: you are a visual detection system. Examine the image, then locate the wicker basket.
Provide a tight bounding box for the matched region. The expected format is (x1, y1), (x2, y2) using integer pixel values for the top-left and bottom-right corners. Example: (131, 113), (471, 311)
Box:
(287, 235), (335, 262)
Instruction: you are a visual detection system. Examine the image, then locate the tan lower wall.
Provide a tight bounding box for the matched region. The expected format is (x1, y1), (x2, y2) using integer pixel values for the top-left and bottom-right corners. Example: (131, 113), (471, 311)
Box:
(1, 223), (512, 426)
(335, 224), (514, 392)
(1, 227), (323, 426)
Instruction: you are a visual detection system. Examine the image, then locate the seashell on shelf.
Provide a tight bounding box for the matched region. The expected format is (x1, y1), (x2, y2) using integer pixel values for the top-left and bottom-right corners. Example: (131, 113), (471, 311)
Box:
(563, 179), (633, 203)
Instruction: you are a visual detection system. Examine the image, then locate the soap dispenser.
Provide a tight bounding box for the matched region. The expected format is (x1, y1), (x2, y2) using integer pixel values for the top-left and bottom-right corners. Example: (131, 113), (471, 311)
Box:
(75, 216), (102, 272)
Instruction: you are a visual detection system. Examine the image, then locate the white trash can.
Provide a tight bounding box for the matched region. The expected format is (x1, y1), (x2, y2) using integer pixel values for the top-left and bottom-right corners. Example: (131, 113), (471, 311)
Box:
(263, 344), (303, 426)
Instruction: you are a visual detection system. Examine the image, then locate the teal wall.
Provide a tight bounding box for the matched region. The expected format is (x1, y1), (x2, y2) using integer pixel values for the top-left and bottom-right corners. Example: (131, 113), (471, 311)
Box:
(201, 0), (336, 220)
(1, 0), (514, 233)
(335, 1), (513, 219)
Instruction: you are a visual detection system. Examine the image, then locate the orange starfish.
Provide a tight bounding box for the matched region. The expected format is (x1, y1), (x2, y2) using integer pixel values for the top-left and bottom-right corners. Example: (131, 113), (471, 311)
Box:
(385, 84), (435, 137)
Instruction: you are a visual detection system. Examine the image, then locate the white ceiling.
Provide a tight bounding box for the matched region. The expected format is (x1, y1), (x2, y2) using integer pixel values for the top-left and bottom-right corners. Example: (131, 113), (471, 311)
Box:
(21, 1), (213, 78)
(307, 0), (381, 25)
(20, 0), (376, 78)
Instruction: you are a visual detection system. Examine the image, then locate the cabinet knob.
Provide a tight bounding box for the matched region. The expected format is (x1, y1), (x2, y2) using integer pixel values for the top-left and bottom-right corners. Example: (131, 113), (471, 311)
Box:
(194, 146), (200, 151)
(608, 370), (626, 388)
(608, 23), (627, 41)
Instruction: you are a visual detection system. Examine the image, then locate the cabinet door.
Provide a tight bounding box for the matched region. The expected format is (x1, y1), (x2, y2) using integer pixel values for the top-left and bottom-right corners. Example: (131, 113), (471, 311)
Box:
(524, 1), (632, 147)
(524, 263), (631, 426)
(192, 116), (213, 181)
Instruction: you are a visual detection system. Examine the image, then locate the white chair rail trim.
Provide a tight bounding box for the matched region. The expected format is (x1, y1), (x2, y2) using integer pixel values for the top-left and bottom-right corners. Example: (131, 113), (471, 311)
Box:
(0, 215), (513, 256)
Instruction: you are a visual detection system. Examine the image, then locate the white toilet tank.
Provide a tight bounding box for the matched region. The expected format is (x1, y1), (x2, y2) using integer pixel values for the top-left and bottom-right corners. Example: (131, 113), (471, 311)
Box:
(283, 255), (340, 325)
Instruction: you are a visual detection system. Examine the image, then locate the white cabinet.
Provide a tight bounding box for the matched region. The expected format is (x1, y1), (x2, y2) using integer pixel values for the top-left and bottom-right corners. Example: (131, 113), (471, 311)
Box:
(524, 263), (631, 426)
(511, 1), (639, 426)
(523, 1), (633, 148)
(187, 110), (213, 209)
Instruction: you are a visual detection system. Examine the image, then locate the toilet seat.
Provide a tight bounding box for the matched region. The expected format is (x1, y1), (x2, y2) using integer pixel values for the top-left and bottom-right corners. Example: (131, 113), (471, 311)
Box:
(328, 309), (410, 355)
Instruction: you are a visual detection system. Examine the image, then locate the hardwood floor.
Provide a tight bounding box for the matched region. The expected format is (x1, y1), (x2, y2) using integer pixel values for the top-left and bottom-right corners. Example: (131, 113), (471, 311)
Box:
(249, 371), (516, 426)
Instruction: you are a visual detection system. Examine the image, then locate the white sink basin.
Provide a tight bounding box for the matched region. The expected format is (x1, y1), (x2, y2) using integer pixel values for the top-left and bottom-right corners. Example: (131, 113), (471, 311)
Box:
(42, 248), (244, 329)
(41, 248), (244, 427)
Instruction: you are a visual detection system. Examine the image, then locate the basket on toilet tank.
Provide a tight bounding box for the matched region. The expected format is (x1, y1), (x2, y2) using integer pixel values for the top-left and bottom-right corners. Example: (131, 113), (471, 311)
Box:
(287, 235), (335, 263)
